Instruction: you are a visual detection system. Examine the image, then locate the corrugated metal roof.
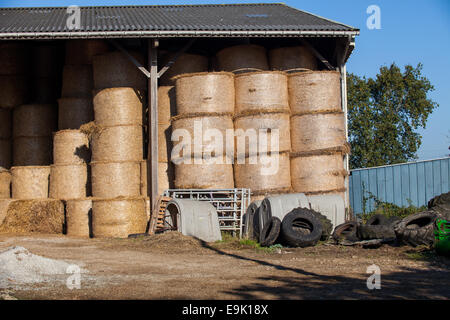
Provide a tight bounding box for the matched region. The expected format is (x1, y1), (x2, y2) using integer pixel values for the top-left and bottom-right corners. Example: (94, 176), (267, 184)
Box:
(0, 4), (359, 39)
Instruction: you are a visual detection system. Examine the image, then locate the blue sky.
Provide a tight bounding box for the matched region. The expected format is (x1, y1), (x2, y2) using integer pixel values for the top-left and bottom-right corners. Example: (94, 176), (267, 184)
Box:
(2, 0), (449, 160)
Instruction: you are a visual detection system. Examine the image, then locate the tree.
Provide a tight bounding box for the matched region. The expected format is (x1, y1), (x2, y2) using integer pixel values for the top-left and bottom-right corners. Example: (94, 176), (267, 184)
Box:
(347, 63), (438, 169)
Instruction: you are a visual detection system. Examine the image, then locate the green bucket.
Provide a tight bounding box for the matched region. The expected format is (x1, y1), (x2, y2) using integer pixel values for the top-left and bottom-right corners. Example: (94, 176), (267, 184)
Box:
(434, 219), (450, 256)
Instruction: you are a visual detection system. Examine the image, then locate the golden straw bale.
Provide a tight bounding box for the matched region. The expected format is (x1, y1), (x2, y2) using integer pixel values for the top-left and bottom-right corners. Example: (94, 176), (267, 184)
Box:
(11, 166), (50, 199)
(0, 42), (29, 75)
(235, 71), (289, 114)
(234, 152), (291, 194)
(0, 75), (29, 108)
(58, 97), (94, 130)
(288, 71), (341, 114)
(13, 136), (52, 166)
(53, 130), (90, 165)
(291, 112), (346, 153)
(13, 104), (56, 137)
(0, 108), (11, 138)
(0, 139), (12, 169)
(139, 161), (174, 197)
(0, 199), (64, 234)
(66, 198), (92, 238)
(93, 51), (147, 90)
(159, 53), (209, 85)
(91, 125), (143, 162)
(91, 161), (141, 198)
(269, 46), (318, 71)
(92, 197), (147, 238)
(61, 64), (94, 98)
(216, 44), (269, 72)
(158, 86), (176, 124)
(0, 169), (11, 198)
(0, 199), (14, 225)
(65, 39), (110, 65)
(140, 160), (148, 197)
(93, 87), (144, 126)
(49, 164), (88, 200)
(174, 72), (235, 115)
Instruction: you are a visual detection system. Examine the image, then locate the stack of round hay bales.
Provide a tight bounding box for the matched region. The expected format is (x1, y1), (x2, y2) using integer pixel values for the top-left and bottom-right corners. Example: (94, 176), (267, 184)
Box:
(172, 72), (235, 189)
(50, 130), (90, 200)
(269, 46), (318, 72)
(0, 108), (12, 169)
(233, 71), (292, 198)
(159, 53), (209, 85)
(58, 40), (108, 129)
(10, 166), (50, 199)
(216, 44), (269, 73)
(13, 104), (56, 166)
(288, 71), (348, 198)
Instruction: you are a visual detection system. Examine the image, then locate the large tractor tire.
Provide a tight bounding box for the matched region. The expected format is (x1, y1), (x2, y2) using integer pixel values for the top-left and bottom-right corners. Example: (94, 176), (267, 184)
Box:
(280, 208), (322, 247)
(332, 221), (360, 243)
(394, 211), (438, 247)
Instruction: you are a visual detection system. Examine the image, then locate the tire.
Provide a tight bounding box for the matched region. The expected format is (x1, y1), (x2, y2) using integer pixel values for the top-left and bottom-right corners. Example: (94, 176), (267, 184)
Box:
(259, 216), (281, 247)
(394, 211), (437, 247)
(280, 208), (323, 247)
(386, 216), (401, 227)
(428, 192), (450, 219)
(244, 202), (259, 240)
(332, 221), (359, 242)
(311, 211), (333, 241)
(366, 214), (388, 226)
(357, 225), (396, 240)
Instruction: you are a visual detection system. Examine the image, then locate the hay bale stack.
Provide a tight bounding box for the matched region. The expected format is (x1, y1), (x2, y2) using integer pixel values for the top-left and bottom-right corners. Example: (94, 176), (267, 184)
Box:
(174, 72), (235, 115)
(58, 98), (94, 130)
(12, 136), (52, 166)
(53, 130), (90, 165)
(93, 51), (147, 90)
(91, 125), (143, 162)
(0, 169), (11, 198)
(174, 156), (234, 189)
(93, 87), (144, 126)
(91, 198), (147, 238)
(0, 42), (29, 75)
(140, 160), (174, 196)
(49, 164), (88, 200)
(0, 199), (64, 234)
(216, 44), (269, 72)
(234, 152), (291, 195)
(288, 71), (341, 114)
(61, 65), (94, 98)
(91, 161), (141, 198)
(158, 86), (176, 124)
(0, 75), (29, 108)
(65, 39), (109, 65)
(11, 166), (50, 199)
(235, 71), (289, 114)
(66, 198), (92, 238)
(13, 104), (57, 137)
(269, 46), (318, 71)
(159, 53), (209, 85)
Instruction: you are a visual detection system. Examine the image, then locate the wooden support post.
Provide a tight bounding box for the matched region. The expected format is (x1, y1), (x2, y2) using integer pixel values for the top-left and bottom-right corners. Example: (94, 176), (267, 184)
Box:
(148, 39), (159, 212)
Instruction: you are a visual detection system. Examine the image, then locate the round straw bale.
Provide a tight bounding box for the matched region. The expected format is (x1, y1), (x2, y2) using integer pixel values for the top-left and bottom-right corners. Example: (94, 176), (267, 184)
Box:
(66, 198), (92, 238)
(140, 160), (148, 197)
(174, 72), (235, 115)
(269, 46), (318, 71)
(234, 112), (290, 156)
(158, 86), (176, 124)
(92, 197), (147, 238)
(158, 122), (172, 162)
(30, 76), (61, 104)
(91, 161), (141, 198)
(91, 125), (143, 162)
(0, 42), (29, 75)
(0, 169), (11, 198)
(216, 44), (269, 72)
(58, 97), (94, 130)
(93, 87), (144, 126)
(53, 130), (90, 165)
(288, 71), (341, 114)
(235, 71), (289, 114)
(0, 75), (29, 108)
(174, 155), (234, 189)
(145, 197), (151, 222)
(290, 153), (346, 194)
(93, 51), (147, 90)
(32, 44), (62, 78)
(61, 64), (94, 98)
(291, 113), (346, 153)
(13, 104), (57, 137)
(49, 164), (88, 200)
(159, 52), (209, 85)
(171, 115), (234, 158)
(0, 139), (12, 169)
(11, 166), (50, 199)
(234, 152), (291, 194)
(13, 136), (52, 166)
(0, 108), (12, 138)
(65, 39), (110, 65)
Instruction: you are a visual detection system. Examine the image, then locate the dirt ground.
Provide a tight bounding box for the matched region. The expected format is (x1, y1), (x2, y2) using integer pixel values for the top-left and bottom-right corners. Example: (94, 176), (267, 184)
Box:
(0, 232), (449, 300)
